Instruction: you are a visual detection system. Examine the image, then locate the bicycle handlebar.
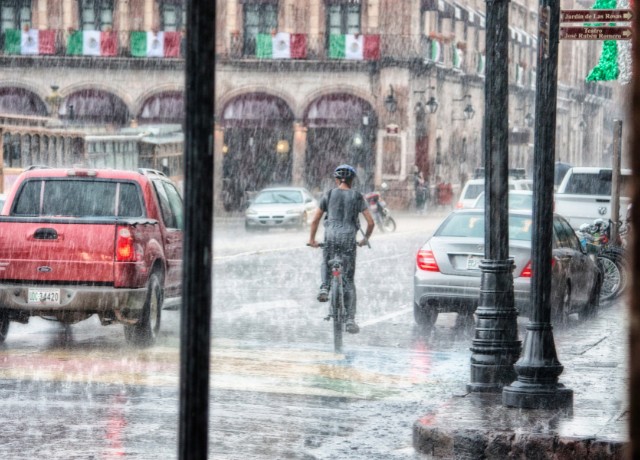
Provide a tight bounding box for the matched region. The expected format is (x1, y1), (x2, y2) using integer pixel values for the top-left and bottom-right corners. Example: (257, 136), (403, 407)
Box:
(306, 242), (369, 248)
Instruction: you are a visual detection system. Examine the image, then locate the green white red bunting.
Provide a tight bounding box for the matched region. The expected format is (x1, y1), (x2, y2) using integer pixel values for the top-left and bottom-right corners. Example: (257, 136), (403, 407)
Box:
(256, 33), (306, 59)
(67, 30), (117, 56)
(329, 34), (380, 60)
(4, 29), (55, 55)
(130, 31), (181, 58)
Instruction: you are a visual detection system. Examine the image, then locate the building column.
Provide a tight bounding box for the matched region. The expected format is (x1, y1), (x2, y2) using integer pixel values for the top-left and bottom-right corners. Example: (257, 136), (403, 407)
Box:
(291, 121), (307, 187)
(63, 0), (74, 30)
(214, 122), (225, 213)
(144, 0), (154, 30)
(36, 0), (47, 29)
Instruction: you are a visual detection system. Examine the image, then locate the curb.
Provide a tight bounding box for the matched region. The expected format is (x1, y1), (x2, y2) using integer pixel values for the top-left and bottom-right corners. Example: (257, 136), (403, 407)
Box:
(412, 393), (628, 459)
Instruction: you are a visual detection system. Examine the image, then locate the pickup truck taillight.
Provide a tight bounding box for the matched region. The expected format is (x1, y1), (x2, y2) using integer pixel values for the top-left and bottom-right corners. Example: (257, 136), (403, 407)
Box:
(116, 227), (139, 262)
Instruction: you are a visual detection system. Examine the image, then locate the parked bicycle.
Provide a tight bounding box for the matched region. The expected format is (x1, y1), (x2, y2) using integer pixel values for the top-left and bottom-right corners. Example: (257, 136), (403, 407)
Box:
(576, 218), (627, 301)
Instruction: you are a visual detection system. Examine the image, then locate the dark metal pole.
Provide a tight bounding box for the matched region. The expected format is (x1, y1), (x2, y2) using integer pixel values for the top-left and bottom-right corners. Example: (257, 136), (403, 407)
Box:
(467, 0), (521, 393)
(610, 120), (622, 244)
(179, 1), (215, 458)
(502, 0), (572, 409)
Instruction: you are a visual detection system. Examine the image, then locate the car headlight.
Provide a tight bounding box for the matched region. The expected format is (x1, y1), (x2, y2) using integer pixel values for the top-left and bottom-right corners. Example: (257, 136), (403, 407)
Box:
(286, 209), (301, 215)
(246, 209), (257, 216)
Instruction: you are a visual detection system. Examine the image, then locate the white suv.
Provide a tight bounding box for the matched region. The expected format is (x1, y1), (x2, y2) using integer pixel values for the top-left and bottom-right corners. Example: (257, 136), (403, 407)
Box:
(456, 178), (532, 209)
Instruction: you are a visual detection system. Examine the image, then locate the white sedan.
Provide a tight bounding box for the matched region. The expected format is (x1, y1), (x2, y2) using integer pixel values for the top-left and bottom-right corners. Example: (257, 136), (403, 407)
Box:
(245, 187), (318, 232)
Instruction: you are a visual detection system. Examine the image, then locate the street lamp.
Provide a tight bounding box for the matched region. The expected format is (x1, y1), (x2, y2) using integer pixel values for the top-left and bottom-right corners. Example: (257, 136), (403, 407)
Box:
(524, 112), (534, 127)
(384, 85), (398, 113)
(502, 0), (573, 410)
(415, 89), (439, 115)
(452, 95), (475, 121)
(463, 103), (475, 119)
(467, 0), (521, 394)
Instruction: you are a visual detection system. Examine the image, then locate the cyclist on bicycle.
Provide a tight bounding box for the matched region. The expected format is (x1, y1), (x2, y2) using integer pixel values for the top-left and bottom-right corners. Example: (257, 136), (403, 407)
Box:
(307, 164), (375, 334)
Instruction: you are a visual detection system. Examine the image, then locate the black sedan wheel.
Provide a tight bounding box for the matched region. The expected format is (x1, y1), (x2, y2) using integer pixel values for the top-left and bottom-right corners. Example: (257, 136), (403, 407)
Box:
(414, 302), (438, 328)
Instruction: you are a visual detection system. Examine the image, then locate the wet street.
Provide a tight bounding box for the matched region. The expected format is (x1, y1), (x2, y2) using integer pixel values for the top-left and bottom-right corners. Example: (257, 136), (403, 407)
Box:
(0, 212), (626, 459)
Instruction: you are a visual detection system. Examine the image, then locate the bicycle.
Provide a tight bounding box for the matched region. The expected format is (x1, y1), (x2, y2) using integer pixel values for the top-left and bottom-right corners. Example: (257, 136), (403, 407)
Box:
(577, 218), (627, 301)
(309, 241), (366, 353)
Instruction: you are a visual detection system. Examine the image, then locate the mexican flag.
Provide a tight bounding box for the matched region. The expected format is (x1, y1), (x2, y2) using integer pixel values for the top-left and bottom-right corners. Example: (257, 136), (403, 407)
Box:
(130, 31), (181, 58)
(256, 32), (306, 59)
(329, 34), (380, 60)
(67, 30), (117, 56)
(4, 29), (56, 55)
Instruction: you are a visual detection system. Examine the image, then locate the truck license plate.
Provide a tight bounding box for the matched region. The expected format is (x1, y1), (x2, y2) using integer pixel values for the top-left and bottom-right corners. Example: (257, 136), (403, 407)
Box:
(28, 288), (61, 305)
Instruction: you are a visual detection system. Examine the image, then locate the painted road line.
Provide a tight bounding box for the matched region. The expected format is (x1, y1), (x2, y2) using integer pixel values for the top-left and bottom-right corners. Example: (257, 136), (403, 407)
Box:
(215, 299), (301, 320)
(359, 305), (412, 328)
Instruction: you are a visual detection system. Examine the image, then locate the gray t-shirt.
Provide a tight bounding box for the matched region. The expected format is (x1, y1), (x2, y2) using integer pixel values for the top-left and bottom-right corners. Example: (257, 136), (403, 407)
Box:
(319, 188), (367, 238)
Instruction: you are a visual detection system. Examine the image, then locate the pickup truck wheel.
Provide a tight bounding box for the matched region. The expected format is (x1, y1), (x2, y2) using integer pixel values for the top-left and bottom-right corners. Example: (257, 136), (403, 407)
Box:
(124, 273), (163, 347)
(0, 310), (9, 343)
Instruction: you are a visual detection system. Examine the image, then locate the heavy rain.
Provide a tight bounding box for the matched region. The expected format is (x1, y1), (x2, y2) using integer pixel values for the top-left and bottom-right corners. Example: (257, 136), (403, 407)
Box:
(0, 1), (634, 459)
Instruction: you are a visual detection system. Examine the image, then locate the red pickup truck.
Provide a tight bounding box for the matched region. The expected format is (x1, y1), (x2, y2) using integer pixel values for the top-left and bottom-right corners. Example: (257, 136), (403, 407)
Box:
(0, 167), (183, 347)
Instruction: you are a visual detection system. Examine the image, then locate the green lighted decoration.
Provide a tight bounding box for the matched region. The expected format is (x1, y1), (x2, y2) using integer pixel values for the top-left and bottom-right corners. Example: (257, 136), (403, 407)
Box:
(586, 0), (619, 82)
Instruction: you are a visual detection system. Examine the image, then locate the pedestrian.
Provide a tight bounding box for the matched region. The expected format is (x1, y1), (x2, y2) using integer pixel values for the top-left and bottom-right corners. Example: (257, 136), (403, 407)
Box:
(307, 164), (375, 334)
(414, 167), (426, 214)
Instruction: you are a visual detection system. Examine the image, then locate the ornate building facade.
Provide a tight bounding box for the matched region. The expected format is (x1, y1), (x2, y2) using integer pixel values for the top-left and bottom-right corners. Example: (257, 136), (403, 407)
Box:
(215, 0), (620, 210)
(0, 1), (622, 210)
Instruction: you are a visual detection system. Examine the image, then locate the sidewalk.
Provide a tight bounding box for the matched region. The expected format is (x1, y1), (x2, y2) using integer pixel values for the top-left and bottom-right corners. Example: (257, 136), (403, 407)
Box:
(413, 301), (629, 458)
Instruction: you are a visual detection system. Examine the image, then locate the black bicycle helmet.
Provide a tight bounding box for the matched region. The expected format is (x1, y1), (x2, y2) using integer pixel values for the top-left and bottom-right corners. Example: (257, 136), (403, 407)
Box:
(333, 164), (357, 180)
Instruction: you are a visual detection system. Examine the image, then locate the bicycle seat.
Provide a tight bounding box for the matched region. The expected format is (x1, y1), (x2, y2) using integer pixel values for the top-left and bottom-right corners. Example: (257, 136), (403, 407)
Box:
(328, 257), (342, 268)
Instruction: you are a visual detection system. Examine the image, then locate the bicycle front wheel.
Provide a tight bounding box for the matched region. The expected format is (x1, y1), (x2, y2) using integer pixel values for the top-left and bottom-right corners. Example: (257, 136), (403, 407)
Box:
(330, 276), (344, 353)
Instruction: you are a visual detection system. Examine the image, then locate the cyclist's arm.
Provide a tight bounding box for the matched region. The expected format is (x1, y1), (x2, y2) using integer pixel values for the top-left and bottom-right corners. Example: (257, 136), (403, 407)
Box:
(359, 208), (375, 246)
(308, 207), (324, 247)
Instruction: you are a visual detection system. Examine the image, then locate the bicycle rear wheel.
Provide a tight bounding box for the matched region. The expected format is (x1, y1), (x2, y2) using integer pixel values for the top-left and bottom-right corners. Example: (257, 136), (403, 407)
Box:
(330, 276), (344, 353)
(598, 254), (623, 301)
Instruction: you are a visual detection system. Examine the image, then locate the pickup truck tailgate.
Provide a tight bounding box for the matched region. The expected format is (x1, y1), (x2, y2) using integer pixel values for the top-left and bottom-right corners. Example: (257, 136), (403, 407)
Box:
(0, 221), (115, 283)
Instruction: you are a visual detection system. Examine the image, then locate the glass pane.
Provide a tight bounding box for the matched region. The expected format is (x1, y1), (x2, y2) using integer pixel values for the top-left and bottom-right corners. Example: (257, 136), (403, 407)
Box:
(1, 6), (14, 30)
(328, 6), (341, 28)
(118, 182), (144, 217)
(347, 6), (361, 33)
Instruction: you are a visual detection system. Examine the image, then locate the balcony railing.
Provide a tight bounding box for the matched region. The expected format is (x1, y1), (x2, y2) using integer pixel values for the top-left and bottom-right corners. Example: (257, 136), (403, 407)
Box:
(0, 29), (185, 59)
(224, 32), (527, 79)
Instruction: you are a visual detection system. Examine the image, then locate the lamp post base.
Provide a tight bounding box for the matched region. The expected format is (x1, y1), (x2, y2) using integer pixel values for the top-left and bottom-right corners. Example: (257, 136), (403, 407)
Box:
(502, 380), (573, 409)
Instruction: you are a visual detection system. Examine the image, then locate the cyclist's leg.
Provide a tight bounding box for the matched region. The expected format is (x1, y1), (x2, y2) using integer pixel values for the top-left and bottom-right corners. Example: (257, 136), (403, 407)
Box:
(317, 240), (332, 302)
(339, 240), (359, 333)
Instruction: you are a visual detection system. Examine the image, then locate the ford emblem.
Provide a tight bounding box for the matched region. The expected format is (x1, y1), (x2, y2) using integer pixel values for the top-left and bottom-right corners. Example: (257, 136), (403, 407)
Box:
(598, 206), (607, 216)
(37, 266), (52, 273)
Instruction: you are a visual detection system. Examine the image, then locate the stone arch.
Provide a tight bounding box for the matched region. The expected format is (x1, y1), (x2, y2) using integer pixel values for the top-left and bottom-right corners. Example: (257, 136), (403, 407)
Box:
(0, 86), (47, 116)
(216, 86), (300, 121)
(300, 86), (377, 120)
(137, 90), (184, 124)
(302, 92), (378, 192)
(220, 92), (295, 211)
(59, 88), (131, 126)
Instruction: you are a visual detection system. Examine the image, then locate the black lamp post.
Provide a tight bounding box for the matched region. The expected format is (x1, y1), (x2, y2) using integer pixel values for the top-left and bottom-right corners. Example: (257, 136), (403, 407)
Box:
(467, 0), (521, 393)
(502, 0), (573, 409)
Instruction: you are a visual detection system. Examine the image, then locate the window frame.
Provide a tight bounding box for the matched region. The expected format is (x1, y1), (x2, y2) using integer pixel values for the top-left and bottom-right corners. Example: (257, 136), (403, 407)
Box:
(0, 0), (31, 34)
(79, 0), (114, 32)
(326, 3), (361, 36)
(242, 2), (278, 56)
(160, 1), (185, 32)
